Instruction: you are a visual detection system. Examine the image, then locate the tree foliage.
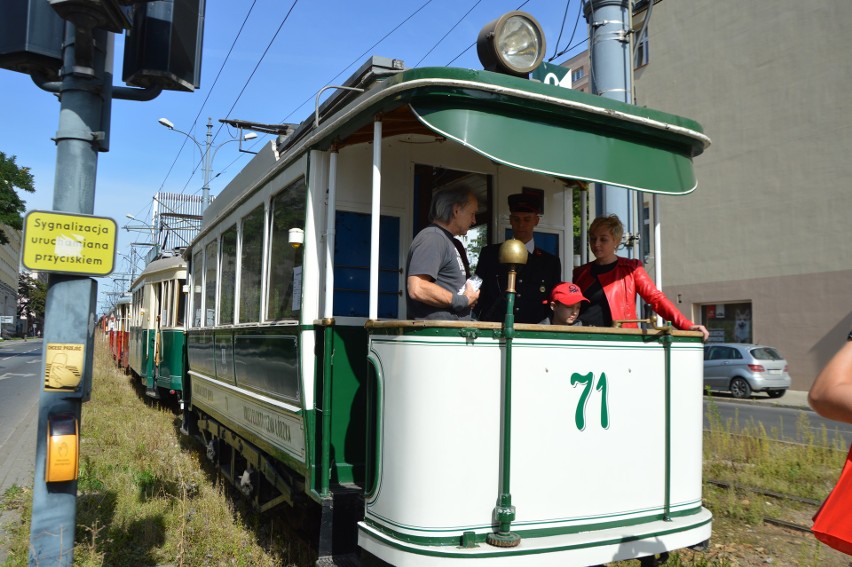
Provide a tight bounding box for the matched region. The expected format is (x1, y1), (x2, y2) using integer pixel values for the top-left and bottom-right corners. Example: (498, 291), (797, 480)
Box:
(18, 271), (46, 327)
(0, 151), (36, 245)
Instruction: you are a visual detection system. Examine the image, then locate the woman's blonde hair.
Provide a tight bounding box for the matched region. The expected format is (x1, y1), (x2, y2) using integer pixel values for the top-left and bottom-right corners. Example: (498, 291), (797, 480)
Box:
(589, 214), (624, 243)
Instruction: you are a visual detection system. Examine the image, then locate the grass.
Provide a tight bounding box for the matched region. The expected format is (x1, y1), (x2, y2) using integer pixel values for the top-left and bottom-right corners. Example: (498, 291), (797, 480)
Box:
(1, 338), (311, 567)
(3, 342), (850, 566)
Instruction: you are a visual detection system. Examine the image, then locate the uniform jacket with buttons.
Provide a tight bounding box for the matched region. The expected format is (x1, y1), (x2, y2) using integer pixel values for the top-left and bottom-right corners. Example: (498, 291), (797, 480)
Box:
(474, 243), (562, 323)
(572, 257), (694, 329)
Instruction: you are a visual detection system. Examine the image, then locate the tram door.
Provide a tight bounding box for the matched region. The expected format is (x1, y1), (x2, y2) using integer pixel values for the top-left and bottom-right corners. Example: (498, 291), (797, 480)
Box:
(412, 165), (492, 272)
(334, 211), (400, 318)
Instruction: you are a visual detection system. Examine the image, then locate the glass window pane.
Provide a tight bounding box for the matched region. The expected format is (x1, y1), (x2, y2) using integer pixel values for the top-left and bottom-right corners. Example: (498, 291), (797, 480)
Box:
(192, 251), (202, 327)
(220, 226), (238, 325)
(160, 281), (170, 327)
(240, 206), (264, 323)
(267, 180), (306, 320)
(204, 240), (218, 326)
(176, 278), (186, 327)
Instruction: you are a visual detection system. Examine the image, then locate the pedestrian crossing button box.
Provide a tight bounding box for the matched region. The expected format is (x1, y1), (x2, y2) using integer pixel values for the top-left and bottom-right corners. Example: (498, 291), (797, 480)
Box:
(46, 413), (79, 483)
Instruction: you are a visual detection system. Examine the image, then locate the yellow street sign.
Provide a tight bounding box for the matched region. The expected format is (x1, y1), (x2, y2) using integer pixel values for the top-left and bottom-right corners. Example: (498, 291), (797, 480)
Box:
(22, 211), (117, 276)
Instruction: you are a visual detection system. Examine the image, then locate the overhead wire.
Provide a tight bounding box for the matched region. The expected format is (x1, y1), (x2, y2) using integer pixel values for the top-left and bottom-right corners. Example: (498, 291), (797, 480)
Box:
(218, 0), (300, 130)
(413, 0), (483, 68)
(156, 0), (260, 198)
(279, 0), (435, 125)
(549, 0), (572, 61)
(215, 0), (438, 175)
(179, 0), (301, 197)
(548, 0), (583, 62)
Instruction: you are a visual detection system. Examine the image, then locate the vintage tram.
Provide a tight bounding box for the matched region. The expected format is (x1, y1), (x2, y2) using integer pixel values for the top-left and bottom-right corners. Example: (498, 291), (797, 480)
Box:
(178, 12), (712, 566)
(127, 254), (188, 400)
(108, 295), (132, 371)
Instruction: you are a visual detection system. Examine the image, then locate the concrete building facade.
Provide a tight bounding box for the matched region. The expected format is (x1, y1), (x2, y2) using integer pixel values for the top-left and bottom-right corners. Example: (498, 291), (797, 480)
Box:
(628, 0), (852, 390)
(0, 226), (21, 336)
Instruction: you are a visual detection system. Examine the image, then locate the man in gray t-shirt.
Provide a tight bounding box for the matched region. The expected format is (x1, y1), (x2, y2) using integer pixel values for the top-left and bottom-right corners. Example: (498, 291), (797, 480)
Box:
(406, 186), (480, 320)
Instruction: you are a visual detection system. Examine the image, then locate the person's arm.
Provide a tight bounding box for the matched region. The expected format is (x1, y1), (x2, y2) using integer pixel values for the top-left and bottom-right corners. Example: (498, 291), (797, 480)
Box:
(632, 264), (709, 340)
(808, 341), (852, 423)
(407, 275), (479, 311)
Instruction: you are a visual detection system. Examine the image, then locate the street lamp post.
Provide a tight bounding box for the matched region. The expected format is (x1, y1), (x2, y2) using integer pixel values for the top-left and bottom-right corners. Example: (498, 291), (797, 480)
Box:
(158, 117), (256, 210)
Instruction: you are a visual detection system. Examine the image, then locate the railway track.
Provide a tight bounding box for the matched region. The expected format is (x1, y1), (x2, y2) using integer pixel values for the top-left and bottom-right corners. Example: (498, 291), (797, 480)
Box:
(706, 478), (821, 534)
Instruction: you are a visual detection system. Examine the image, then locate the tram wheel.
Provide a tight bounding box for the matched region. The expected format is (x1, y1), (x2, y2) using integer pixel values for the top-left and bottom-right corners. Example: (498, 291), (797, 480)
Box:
(730, 377), (752, 399)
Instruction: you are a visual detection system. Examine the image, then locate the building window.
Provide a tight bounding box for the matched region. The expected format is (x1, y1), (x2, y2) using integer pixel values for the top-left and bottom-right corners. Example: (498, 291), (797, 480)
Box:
(634, 32), (650, 68)
(701, 302), (753, 343)
(571, 67), (585, 83)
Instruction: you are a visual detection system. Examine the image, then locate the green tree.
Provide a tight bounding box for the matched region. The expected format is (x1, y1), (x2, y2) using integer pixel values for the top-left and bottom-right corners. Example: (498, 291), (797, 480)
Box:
(18, 271), (46, 335)
(0, 151), (36, 245)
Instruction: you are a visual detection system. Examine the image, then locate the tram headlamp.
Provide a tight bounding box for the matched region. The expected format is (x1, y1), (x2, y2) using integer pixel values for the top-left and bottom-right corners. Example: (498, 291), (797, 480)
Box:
(477, 11), (546, 78)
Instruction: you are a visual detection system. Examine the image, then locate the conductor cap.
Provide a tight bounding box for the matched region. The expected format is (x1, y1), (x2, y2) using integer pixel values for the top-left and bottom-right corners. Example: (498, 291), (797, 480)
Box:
(508, 193), (541, 214)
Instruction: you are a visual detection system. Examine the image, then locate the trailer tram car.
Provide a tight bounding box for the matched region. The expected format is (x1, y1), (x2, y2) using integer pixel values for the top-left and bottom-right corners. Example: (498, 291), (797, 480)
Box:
(127, 255), (188, 401)
(181, 12), (712, 566)
(110, 295), (132, 371)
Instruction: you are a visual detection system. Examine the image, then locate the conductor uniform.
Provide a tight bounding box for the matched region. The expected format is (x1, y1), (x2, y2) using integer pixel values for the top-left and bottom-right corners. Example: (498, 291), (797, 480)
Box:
(474, 194), (562, 323)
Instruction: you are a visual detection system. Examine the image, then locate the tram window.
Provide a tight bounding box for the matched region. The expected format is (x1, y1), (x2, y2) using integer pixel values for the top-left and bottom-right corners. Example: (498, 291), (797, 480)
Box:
(204, 240), (218, 326)
(191, 251), (202, 327)
(267, 180), (307, 321)
(153, 283), (162, 328)
(220, 226), (238, 325)
(160, 281), (170, 327)
(176, 279), (186, 327)
(240, 206), (264, 323)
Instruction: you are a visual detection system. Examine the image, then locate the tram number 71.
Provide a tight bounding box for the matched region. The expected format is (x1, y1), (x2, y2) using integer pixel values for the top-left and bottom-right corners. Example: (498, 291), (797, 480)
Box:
(571, 372), (610, 431)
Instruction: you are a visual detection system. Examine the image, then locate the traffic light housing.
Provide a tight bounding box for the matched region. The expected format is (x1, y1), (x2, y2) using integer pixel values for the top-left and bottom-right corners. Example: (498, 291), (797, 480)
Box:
(0, 0), (65, 81)
(122, 0), (205, 92)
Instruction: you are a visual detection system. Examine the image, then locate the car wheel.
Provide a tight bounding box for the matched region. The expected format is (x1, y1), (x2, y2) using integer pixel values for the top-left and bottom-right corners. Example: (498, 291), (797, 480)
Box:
(767, 390), (786, 399)
(730, 377), (752, 399)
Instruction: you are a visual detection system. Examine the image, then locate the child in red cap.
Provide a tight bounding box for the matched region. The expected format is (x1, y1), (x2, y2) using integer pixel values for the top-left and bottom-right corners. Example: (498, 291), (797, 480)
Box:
(548, 282), (589, 326)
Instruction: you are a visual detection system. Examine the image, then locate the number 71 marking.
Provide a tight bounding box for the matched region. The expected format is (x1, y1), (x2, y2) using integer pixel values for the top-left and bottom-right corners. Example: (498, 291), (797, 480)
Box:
(570, 372), (610, 431)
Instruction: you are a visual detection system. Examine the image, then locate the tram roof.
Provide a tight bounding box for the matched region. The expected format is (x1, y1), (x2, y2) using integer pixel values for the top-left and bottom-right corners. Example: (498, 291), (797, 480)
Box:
(130, 254), (187, 290)
(202, 64), (710, 234)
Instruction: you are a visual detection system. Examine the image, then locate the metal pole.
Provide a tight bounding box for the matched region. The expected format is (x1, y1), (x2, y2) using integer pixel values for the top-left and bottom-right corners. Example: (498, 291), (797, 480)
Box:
(584, 0), (636, 256)
(28, 22), (105, 566)
(368, 119), (382, 320)
(202, 117), (213, 209)
(487, 260), (522, 548)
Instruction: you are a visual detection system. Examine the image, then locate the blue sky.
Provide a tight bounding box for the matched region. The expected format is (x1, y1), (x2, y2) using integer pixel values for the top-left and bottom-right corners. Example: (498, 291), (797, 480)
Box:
(0, 0), (587, 311)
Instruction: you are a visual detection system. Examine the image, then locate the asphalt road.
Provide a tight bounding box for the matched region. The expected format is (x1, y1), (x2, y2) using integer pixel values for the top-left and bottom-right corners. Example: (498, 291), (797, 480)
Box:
(705, 396), (852, 447)
(0, 339), (42, 494)
(0, 338), (42, 565)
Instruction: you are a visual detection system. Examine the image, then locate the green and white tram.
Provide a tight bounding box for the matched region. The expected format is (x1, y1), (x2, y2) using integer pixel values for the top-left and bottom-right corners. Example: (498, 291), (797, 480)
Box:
(128, 255), (188, 400)
(182, 12), (711, 565)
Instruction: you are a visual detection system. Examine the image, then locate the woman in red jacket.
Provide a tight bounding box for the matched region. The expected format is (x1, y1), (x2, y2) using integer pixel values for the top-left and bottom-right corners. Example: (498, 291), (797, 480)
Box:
(573, 214), (709, 340)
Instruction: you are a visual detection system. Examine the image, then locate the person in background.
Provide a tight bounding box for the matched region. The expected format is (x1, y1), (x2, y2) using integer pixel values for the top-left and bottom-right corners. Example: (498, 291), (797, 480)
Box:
(573, 214), (709, 340)
(546, 282), (588, 326)
(474, 193), (561, 323)
(808, 332), (852, 423)
(406, 186), (480, 320)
